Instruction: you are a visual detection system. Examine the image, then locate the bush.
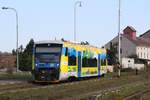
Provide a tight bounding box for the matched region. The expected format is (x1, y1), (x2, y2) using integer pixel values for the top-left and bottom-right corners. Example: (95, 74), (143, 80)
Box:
(6, 68), (14, 74)
(113, 65), (119, 72)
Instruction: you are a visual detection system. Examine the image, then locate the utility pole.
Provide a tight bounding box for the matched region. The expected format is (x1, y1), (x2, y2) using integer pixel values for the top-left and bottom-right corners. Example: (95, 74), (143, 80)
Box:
(74, 1), (82, 42)
(2, 7), (19, 72)
(118, 0), (121, 77)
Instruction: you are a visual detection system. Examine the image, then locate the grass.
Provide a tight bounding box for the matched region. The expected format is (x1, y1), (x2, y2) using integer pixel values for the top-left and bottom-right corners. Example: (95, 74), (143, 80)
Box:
(98, 67), (150, 100)
(0, 72), (32, 81)
(0, 69), (149, 100)
(0, 71), (149, 100)
(99, 81), (150, 100)
(142, 91), (150, 100)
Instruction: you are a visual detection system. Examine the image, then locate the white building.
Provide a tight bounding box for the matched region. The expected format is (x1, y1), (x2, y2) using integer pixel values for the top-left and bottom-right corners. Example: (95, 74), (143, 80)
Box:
(105, 26), (150, 64)
(121, 58), (145, 70)
(122, 58), (134, 69)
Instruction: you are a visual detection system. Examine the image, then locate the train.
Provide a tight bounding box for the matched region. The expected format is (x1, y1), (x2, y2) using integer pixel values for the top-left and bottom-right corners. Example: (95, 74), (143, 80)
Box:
(32, 40), (107, 82)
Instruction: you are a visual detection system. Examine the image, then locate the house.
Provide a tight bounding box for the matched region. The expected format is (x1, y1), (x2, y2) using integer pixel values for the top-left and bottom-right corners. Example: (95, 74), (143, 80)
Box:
(140, 29), (150, 38)
(105, 26), (150, 65)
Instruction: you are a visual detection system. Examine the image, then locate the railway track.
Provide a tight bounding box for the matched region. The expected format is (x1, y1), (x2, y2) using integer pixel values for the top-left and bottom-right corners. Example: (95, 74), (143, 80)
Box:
(71, 80), (146, 100)
(0, 77), (149, 100)
(124, 88), (150, 100)
(0, 77), (119, 95)
(0, 78), (100, 94)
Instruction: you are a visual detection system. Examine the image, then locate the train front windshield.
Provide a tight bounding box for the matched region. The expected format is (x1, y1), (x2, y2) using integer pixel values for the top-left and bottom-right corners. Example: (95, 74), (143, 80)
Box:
(34, 43), (62, 81)
(36, 53), (60, 65)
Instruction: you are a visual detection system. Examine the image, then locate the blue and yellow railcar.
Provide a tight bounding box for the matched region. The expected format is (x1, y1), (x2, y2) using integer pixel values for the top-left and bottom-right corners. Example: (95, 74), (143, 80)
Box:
(32, 40), (107, 82)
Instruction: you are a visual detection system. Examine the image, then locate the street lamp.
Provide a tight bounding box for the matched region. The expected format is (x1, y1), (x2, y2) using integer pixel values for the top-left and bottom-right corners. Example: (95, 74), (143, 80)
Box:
(118, 0), (121, 77)
(74, 1), (82, 42)
(2, 7), (19, 72)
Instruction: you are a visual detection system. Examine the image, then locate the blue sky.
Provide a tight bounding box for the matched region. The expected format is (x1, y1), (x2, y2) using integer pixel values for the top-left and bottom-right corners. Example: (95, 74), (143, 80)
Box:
(0, 0), (150, 52)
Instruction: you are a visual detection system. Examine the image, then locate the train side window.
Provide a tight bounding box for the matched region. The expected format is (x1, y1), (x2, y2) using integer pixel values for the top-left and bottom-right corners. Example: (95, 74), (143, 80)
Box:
(82, 57), (88, 67)
(62, 48), (65, 55)
(82, 51), (88, 67)
(68, 48), (76, 66)
(65, 47), (68, 56)
(90, 58), (97, 67)
(82, 50), (97, 67)
(101, 59), (106, 66)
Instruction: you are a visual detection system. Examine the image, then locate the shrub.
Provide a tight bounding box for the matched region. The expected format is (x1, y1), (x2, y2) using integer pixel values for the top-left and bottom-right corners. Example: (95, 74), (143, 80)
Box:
(6, 68), (14, 74)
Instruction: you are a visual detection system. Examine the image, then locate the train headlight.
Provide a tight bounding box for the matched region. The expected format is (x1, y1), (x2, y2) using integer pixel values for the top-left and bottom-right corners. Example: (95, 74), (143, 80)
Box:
(42, 70), (45, 74)
(57, 64), (59, 67)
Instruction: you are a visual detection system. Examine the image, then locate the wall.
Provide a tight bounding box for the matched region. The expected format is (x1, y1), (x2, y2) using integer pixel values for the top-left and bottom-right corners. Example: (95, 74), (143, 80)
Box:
(107, 65), (114, 72)
(122, 58), (134, 69)
(121, 58), (145, 70)
(134, 64), (145, 70)
(121, 36), (136, 57)
(105, 35), (136, 58)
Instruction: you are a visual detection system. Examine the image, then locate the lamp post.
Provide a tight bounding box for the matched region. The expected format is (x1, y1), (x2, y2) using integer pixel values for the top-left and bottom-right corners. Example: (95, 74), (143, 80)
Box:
(118, 0), (121, 77)
(2, 7), (19, 72)
(74, 1), (82, 42)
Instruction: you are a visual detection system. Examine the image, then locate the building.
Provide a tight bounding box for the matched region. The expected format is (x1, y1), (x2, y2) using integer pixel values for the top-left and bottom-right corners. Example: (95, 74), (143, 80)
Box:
(140, 29), (150, 39)
(105, 26), (150, 64)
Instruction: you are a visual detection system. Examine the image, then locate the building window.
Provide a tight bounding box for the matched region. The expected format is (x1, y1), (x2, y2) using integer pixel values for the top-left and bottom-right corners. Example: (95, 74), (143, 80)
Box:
(137, 53), (140, 58)
(110, 42), (113, 48)
(120, 36), (122, 40)
(120, 48), (122, 54)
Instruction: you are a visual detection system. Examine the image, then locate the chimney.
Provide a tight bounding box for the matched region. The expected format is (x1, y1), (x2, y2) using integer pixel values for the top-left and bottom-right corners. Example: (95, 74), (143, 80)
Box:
(123, 26), (136, 40)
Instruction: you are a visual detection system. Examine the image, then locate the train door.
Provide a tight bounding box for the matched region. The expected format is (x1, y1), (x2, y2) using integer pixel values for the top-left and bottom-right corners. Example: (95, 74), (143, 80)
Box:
(78, 51), (81, 80)
(98, 54), (101, 78)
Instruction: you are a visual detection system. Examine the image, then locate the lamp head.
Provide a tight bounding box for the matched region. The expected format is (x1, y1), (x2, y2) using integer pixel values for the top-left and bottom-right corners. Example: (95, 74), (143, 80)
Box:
(2, 7), (8, 10)
(79, 1), (82, 7)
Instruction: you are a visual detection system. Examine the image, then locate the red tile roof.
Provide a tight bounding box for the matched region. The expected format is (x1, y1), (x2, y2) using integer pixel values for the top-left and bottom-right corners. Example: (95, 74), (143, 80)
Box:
(123, 34), (150, 46)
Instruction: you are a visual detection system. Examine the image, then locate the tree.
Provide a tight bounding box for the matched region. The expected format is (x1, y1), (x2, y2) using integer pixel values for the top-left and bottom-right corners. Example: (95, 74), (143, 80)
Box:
(81, 41), (90, 45)
(18, 45), (24, 53)
(12, 49), (16, 55)
(107, 43), (118, 65)
(24, 39), (34, 54)
(19, 39), (34, 71)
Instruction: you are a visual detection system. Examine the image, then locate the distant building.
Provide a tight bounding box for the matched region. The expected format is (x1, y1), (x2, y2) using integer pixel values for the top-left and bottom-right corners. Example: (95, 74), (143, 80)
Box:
(105, 26), (150, 64)
(140, 29), (150, 39)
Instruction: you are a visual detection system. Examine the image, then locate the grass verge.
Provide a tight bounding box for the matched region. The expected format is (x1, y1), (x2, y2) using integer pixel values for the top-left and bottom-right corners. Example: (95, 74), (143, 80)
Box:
(0, 72), (32, 81)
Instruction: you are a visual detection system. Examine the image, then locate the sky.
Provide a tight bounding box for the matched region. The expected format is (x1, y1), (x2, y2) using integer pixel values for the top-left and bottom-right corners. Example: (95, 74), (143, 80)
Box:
(0, 0), (150, 52)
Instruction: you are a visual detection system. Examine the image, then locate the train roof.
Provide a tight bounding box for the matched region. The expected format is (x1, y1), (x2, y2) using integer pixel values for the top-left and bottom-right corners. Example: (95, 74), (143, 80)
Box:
(35, 40), (87, 46)
(35, 40), (63, 45)
(35, 40), (106, 52)
(35, 40), (97, 47)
